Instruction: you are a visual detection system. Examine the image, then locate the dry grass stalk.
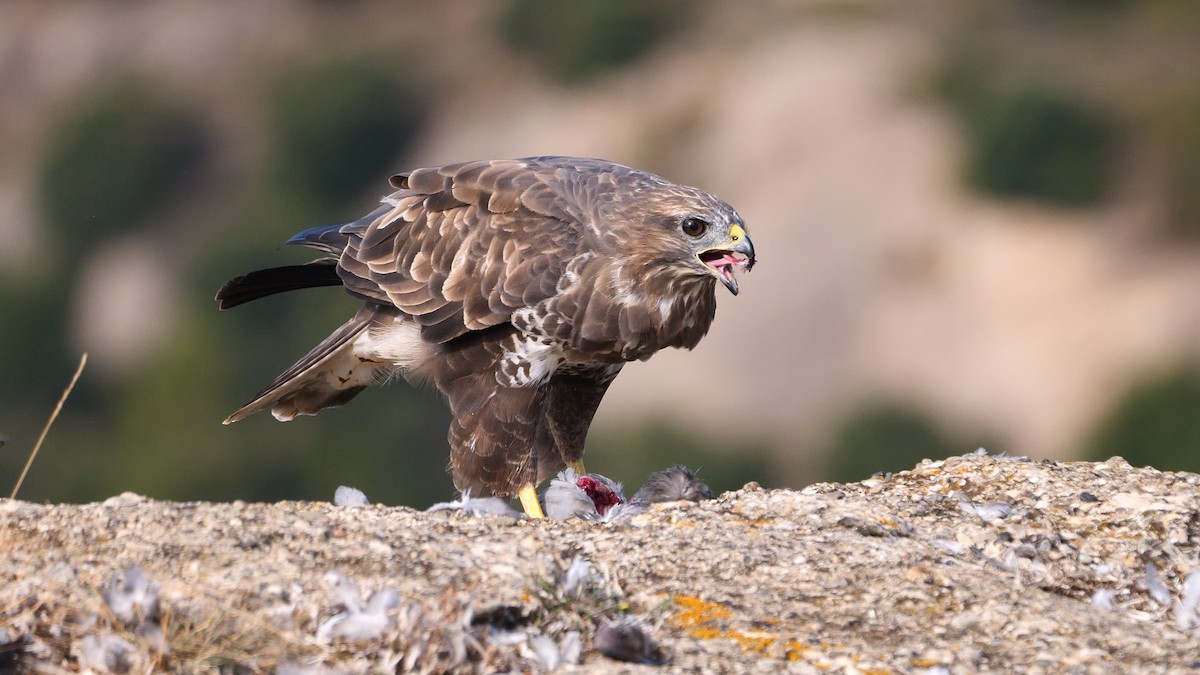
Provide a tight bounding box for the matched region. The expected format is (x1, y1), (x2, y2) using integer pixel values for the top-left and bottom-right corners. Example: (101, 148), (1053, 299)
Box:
(9, 352), (87, 500)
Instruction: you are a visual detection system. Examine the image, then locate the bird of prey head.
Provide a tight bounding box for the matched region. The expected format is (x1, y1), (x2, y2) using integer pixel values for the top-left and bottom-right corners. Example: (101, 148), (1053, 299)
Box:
(216, 157), (755, 517)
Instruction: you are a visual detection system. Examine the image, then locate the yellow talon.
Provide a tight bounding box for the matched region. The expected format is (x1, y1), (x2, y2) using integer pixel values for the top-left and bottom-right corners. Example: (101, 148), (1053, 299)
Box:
(518, 484), (545, 518)
(568, 459), (587, 475)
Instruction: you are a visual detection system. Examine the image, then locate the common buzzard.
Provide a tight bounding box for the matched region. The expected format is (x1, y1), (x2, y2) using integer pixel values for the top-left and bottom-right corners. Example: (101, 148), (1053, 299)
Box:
(216, 157), (755, 516)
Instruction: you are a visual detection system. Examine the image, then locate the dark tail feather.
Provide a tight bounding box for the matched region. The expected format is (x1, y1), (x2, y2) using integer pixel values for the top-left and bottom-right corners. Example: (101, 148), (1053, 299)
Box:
(215, 260), (341, 310)
(284, 204), (390, 253)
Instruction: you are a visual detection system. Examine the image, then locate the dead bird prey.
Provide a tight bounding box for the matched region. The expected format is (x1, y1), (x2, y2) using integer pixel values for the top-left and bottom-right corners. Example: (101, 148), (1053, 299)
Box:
(216, 157), (755, 517)
(544, 465), (715, 520)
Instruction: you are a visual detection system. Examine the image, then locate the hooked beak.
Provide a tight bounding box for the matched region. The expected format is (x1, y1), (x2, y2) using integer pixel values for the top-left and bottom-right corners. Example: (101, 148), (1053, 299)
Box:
(698, 224), (756, 295)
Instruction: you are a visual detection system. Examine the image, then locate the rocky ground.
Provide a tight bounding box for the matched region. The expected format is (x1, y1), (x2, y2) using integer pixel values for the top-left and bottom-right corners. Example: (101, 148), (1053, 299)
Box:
(4, 452), (1200, 673)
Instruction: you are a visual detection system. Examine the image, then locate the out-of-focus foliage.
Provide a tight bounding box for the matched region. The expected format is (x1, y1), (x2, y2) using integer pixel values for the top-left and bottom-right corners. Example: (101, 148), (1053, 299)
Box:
(264, 59), (426, 220)
(587, 419), (774, 497)
(1153, 93), (1200, 238)
(38, 82), (206, 256)
(937, 61), (1117, 208)
(3, 55), (454, 507)
(5, 80), (209, 495)
(825, 403), (978, 483)
(1084, 367), (1200, 473)
(498, 0), (685, 83)
(9, 2), (1200, 508)
(966, 88), (1115, 207)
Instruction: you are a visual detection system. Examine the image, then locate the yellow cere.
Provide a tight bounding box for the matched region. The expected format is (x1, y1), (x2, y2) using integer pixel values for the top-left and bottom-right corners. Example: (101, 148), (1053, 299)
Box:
(729, 223), (746, 243)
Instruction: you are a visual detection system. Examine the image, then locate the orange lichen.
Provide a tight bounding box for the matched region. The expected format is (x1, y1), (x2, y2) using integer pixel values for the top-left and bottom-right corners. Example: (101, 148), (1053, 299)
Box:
(669, 596), (879, 666)
(726, 630), (777, 654)
(669, 596), (784, 656)
(670, 595), (732, 631)
(785, 644), (809, 661)
(690, 626), (725, 640)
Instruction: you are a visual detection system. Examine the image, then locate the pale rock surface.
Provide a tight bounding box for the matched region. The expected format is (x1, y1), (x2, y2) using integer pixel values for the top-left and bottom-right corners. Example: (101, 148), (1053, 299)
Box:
(3, 453), (1200, 672)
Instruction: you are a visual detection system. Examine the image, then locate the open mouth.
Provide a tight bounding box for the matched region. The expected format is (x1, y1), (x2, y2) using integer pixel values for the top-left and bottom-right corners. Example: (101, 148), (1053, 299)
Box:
(700, 249), (755, 295)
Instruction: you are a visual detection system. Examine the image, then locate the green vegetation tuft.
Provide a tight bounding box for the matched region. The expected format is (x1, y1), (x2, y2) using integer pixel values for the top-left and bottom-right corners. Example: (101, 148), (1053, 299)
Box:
(1084, 366), (1200, 473)
(498, 0), (686, 84)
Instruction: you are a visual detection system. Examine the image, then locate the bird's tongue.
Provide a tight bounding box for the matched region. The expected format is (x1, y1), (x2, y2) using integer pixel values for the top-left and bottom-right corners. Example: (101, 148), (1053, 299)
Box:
(701, 251), (750, 282)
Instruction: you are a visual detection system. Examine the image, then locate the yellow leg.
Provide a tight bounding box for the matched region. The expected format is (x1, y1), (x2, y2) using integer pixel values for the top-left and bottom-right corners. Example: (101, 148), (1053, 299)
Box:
(568, 459), (587, 475)
(518, 484), (545, 518)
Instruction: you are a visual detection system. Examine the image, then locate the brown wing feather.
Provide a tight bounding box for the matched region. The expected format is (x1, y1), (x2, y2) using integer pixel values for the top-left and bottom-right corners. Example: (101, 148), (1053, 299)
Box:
(333, 159), (591, 346)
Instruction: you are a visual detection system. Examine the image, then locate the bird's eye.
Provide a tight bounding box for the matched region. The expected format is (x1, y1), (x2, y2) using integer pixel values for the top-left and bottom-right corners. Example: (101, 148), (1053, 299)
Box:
(680, 217), (708, 238)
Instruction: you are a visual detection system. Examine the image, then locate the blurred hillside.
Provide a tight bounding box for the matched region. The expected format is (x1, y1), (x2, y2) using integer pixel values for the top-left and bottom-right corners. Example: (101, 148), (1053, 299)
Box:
(3, 1), (1200, 506)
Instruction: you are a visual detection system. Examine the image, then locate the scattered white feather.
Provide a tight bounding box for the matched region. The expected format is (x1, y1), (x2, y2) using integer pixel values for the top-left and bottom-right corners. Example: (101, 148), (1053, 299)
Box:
(486, 630), (528, 647)
(528, 630), (581, 671)
(1174, 570), (1200, 632)
(558, 631), (582, 665)
(959, 501), (1015, 523)
(277, 665), (341, 675)
(334, 486), (369, 506)
(1145, 563), (1172, 606)
(76, 634), (135, 673)
(561, 557), (600, 598)
(102, 566), (159, 625)
(317, 572), (399, 641)
(1091, 589), (1116, 611)
(529, 634), (561, 670)
(426, 491), (522, 517)
(969, 447), (1027, 462)
(600, 501), (647, 521)
(932, 539), (966, 556)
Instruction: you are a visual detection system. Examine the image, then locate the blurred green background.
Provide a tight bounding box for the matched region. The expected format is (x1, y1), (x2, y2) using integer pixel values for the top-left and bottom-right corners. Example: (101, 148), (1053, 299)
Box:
(3, 1), (1200, 506)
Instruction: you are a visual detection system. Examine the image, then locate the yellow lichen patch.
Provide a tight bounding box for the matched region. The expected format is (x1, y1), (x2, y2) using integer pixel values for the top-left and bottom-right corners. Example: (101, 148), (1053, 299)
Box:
(670, 595), (732, 632)
(668, 597), (879, 666)
(690, 626), (725, 640)
(669, 597), (785, 657)
(784, 640), (809, 661)
(742, 517), (777, 528)
(873, 515), (900, 529)
(725, 629), (777, 654)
